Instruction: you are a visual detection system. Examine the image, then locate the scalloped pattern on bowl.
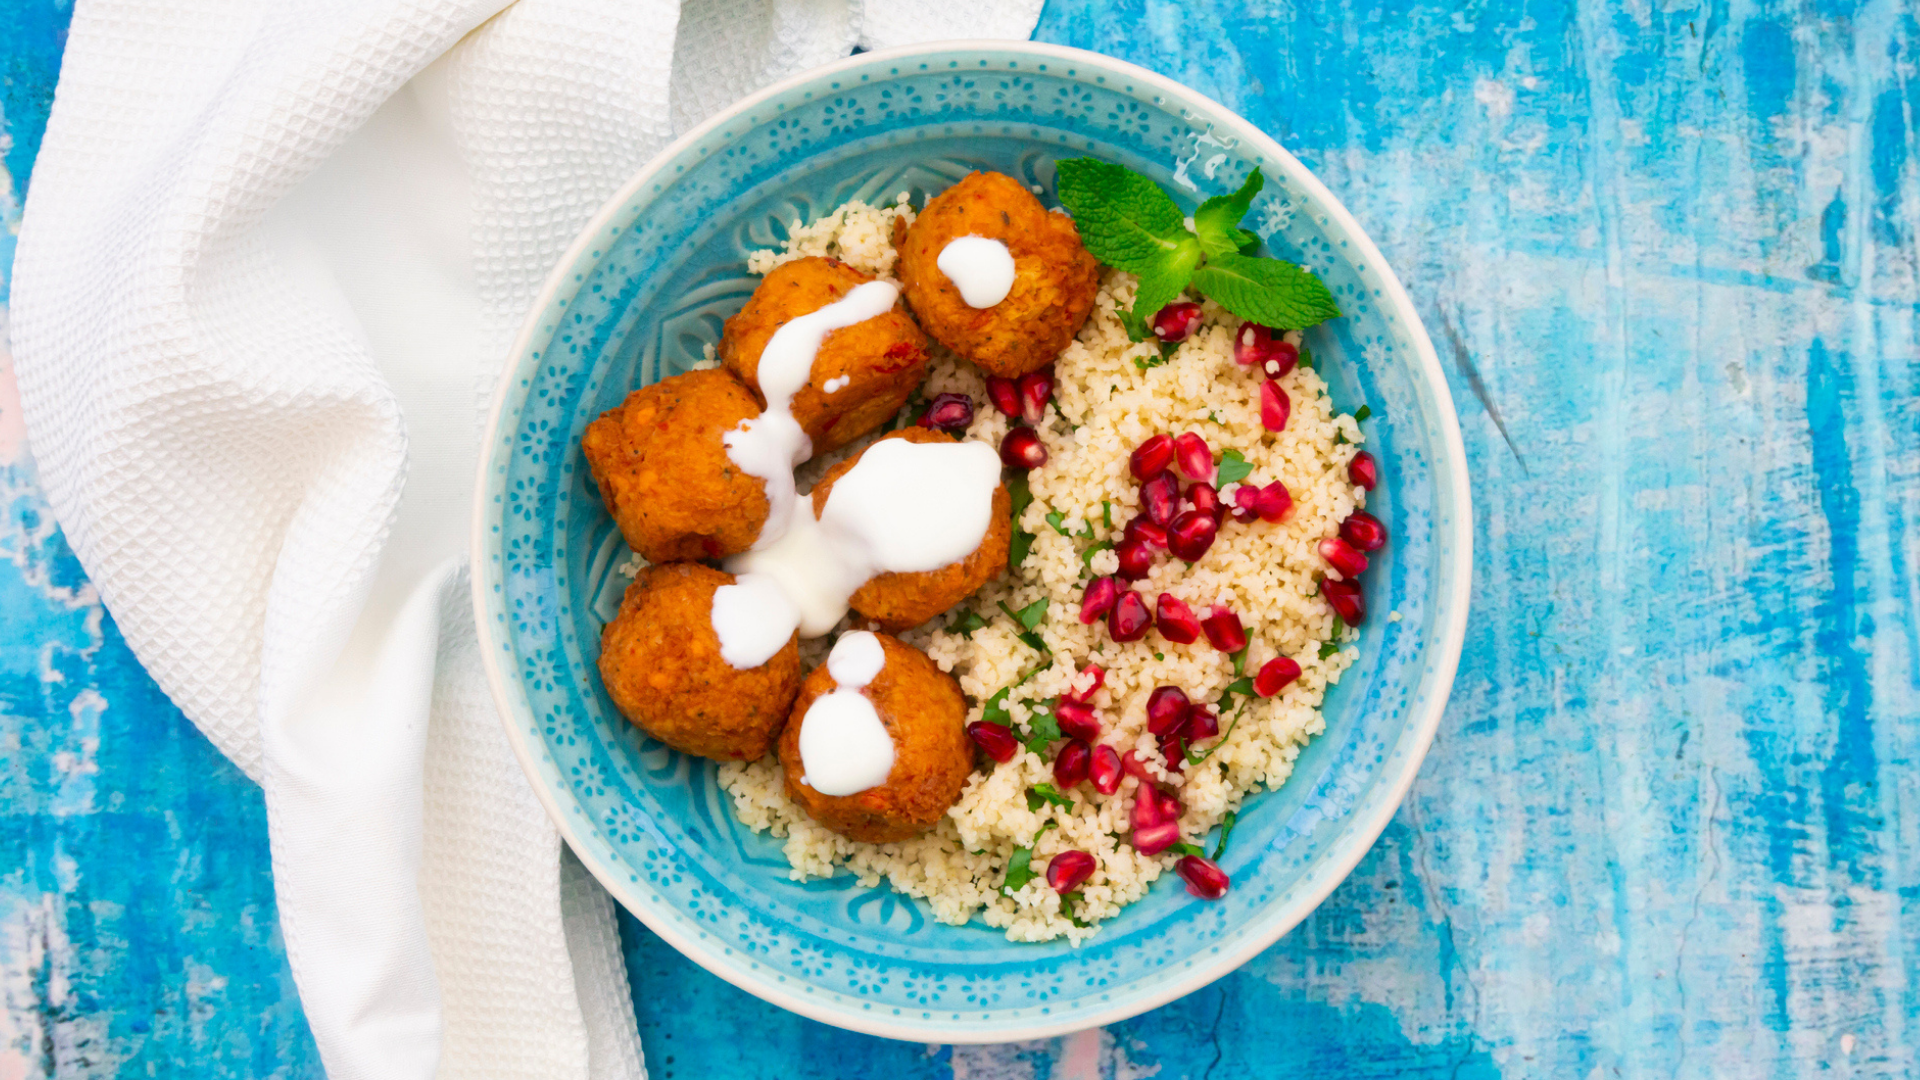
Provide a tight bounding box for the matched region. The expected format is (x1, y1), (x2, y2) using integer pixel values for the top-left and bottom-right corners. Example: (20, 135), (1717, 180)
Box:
(473, 42), (1471, 1043)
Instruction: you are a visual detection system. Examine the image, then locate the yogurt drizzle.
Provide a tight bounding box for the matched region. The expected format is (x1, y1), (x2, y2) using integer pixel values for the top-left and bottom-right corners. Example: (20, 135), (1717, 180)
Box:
(703, 281), (1004, 794)
(936, 236), (1016, 308)
(796, 631), (895, 795)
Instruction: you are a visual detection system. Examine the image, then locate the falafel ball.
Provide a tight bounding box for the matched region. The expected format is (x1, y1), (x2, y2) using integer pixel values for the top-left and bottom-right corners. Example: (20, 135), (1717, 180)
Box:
(810, 426), (1011, 632)
(895, 171), (1100, 378)
(778, 633), (971, 842)
(581, 368), (769, 562)
(720, 256), (930, 454)
(598, 562), (801, 761)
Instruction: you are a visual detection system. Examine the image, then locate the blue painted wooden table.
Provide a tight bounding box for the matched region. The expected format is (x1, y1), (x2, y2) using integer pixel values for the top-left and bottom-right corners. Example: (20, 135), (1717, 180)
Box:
(5, 0), (1917, 1075)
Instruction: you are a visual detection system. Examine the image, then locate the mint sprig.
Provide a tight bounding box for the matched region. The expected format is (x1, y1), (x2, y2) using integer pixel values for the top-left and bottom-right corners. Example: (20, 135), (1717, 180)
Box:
(1193, 169), (1264, 256)
(1055, 158), (1341, 339)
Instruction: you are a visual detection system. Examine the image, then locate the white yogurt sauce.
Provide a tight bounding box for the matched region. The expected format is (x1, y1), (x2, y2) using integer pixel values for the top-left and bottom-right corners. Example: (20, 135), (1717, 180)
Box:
(935, 236), (1016, 308)
(726, 437), (1001, 636)
(798, 631), (895, 795)
(706, 283), (1002, 675)
(722, 280), (899, 547)
(822, 375), (850, 393)
(709, 573), (800, 668)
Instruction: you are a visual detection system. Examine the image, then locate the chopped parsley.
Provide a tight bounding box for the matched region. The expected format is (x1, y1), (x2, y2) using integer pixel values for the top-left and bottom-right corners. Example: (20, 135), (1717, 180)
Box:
(951, 610), (987, 636)
(1008, 473), (1035, 569)
(1354, 404), (1372, 422)
(1001, 846), (1037, 895)
(1213, 811), (1239, 860)
(1021, 700), (1063, 753)
(1216, 449), (1254, 486)
(1026, 783), (1075, 812)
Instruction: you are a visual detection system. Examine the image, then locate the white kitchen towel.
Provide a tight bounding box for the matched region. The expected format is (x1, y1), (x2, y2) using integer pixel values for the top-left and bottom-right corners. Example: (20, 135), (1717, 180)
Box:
(7, 0), (1043, 1076)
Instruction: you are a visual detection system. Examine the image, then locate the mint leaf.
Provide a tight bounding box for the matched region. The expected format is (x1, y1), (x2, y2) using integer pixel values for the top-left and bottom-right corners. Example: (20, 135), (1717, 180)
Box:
(1217, 449), (1254, 486)
(1058, 890), (1093, 928)
(1046, 511), (1070, 536)
(1055, 158), (1193, 275)
(1213, 811), (1238, 860)
(1191, 251), (1341, 330)
(952, 610), (987, 636)
(1168, 841), (1206, 858)
(1231, 644), (1250, 677)
(1123, 234), (1203, 341)
(1001, 846), (1037, 895)
(1319, 639), (1342, 660)
(1194, 169), (1264, 257)
(1102, 501), (1113, 529)
(1027, 783), (1075, 812)
(1022, 700), (1063, 752)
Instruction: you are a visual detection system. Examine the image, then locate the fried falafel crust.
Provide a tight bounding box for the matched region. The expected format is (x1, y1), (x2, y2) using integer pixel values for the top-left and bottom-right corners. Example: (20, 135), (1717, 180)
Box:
(778, 633), (971, 842)
(894, 171), (1099, 378)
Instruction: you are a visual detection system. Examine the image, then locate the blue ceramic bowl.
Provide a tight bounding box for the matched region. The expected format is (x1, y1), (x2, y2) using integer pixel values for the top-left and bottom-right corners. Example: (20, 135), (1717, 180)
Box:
(474, 41), (1471, 1041)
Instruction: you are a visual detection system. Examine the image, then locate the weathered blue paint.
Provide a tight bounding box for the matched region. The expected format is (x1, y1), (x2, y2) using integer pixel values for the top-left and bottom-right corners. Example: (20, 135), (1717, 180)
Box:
(5, 0), (1920, 1075)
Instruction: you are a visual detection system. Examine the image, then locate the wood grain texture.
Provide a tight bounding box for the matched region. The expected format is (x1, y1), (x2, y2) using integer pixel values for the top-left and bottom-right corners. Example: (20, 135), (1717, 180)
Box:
(3, 0), (1917, 1075)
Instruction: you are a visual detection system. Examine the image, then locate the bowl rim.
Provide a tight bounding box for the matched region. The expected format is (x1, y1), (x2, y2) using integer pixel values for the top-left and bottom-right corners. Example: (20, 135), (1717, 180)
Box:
(472, 38), (1473, 1042)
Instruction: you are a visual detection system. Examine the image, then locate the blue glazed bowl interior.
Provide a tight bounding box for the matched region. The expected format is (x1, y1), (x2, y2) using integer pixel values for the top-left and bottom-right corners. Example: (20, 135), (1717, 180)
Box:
(476, 43), (1469, 1041)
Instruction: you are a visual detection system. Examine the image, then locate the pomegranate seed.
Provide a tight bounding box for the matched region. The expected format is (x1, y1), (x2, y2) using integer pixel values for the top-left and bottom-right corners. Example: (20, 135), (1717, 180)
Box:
(1017, 369), (1054, 424)
(1235, 480), (1292, 523)
(1000, 426), (1048, 469)
(967, 721), (1019, 763)
(1055, 699), (1101, 741)
(1321, 577), (1365, 625)
(1263, 340), (1300, 379)
(1260, 379), (1291, 432)
(1155, 593), (1201, 644)
(1153, 786), (1183, 822)
(1187, 481), (1223, 522)
(1200, 607), (1247, 653)
(1349, 451), (1378, 491)
(1150, 301), (1203, 342)
(1140, 473), (1181, 526)
(1130, 784), (1168, 830)
(917, 392), (975, 433)
(986, 376), (1020, 418)
(1340, 510), (1387, 552)
(1121, 751), (1156, 784)
(1054, 739), (1092, 787)
(1254, 656), (1303, 697)
(1047, 849), (1097, 892)
(1146, 686), (1191, 736)
(1109, 590), (1152, 641)
(1130, 433), (1175, 480)
(1124, 516), (1168, 549)
(1066, 664), (1105, 702)
(1133, 819), (1183, 856)
(1158, 731), (1186, 772)
(1090, 744), (1122, 794)
(1176, 854), (1230, 899)
(1114, 537), (1154, 580)
(1166, 510), (1218, 562)
(1232, 323), (1275, 367)
(1079, 576), (1120, 624)
(1185, 704), (1220, 742)
(1319, 536), (1368, 578)
(1174, 432), (1214, 482)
